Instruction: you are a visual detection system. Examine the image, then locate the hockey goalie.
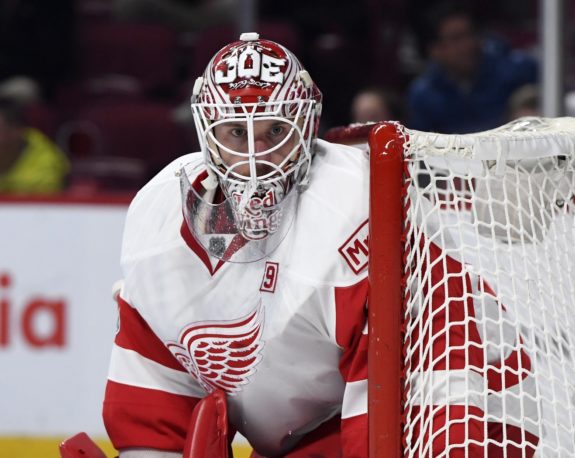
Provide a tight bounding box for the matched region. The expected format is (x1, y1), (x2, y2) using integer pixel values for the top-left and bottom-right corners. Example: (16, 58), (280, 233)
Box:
(60, 32), (553, 458)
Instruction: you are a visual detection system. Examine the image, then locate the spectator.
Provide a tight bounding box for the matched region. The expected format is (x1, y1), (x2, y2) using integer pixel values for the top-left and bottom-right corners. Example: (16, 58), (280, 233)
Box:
(0, 97), (69, 194)
(350, 87), (403, 124)
(406, 1), (537, 134)
(0, 76), (41, 107)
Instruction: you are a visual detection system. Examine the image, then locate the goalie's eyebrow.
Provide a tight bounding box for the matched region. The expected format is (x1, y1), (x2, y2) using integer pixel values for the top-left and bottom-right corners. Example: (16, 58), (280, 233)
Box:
(222, 122), (247, 128)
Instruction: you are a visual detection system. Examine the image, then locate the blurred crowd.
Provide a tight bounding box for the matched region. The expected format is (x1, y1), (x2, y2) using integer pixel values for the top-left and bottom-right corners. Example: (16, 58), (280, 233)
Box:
(0, 0), (569, 195)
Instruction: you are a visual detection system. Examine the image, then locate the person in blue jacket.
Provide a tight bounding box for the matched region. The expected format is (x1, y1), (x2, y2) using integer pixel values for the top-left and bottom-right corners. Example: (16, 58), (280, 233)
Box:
(407, 1), (538, 134)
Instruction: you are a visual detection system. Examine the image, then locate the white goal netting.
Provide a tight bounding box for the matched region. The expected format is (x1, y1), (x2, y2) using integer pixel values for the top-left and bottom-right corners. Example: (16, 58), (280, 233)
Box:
(373, 117), (575, 457)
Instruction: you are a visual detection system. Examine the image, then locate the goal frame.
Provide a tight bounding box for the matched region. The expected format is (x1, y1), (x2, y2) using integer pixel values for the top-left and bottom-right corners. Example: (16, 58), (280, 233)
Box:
(333, 118), (575, 457)
(368, 122), (405, 458)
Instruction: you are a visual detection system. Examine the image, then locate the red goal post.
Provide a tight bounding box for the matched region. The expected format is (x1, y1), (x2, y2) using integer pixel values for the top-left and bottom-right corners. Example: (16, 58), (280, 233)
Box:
(325, 118), (575, 457)
(368, 122), (405, 458)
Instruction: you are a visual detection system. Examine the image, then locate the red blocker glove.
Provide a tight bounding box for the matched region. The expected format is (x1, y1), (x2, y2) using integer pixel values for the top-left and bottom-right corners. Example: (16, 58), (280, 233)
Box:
(184, 389), (231, 458)
(59, 432), (108, 458)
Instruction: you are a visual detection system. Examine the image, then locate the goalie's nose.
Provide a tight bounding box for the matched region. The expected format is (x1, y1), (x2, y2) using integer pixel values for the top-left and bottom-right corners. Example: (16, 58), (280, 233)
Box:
(252, 138), (284, 176)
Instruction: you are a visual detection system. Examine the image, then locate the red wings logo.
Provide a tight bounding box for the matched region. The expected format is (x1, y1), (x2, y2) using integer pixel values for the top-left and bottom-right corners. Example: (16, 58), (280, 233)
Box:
(167, 304), (264, 394)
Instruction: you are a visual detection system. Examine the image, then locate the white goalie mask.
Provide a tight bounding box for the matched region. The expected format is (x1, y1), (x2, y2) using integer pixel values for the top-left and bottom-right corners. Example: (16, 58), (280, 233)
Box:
(184, 32), (322, 262)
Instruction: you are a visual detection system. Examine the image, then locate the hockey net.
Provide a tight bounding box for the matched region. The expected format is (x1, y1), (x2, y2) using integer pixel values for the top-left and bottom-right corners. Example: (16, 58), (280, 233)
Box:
(328, 118), (575, 457)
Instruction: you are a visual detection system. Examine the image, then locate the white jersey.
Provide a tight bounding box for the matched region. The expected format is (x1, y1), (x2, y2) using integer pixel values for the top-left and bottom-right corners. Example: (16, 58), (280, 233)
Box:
(103, 139), (370, 457)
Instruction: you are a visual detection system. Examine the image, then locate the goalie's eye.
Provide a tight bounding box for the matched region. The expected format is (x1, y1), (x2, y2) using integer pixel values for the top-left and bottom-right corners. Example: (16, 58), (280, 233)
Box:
(269, 124), (285, 137)
(231, 127), (247, 138)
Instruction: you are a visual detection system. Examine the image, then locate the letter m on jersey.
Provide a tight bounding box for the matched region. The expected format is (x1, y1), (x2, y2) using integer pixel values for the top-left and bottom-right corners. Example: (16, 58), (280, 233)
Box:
(339, 220), (369, 274)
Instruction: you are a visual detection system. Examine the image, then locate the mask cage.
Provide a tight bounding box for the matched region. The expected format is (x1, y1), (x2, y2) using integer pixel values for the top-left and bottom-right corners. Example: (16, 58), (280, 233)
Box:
(191, 99), (318, 191)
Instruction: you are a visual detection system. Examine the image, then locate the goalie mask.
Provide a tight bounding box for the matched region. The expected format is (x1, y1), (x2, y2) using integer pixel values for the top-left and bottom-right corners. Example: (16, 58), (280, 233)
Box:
(184, 32), (322, 262)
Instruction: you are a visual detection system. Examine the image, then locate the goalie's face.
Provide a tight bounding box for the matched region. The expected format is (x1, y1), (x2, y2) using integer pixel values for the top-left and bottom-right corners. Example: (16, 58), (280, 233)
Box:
(186, 34), (322, 254)
(191, 34), (322, 203)
(210, 118), (301, 181)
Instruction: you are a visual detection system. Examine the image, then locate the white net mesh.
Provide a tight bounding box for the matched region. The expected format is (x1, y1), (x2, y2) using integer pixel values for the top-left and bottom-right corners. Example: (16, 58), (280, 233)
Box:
(375, 117), (575, 457)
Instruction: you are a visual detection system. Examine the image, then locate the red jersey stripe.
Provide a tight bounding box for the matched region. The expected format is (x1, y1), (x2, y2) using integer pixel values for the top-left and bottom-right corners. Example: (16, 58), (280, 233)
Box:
(103, 380), (200, 451)
(116, 297), (186, 372)
(335, 278), (368, 381)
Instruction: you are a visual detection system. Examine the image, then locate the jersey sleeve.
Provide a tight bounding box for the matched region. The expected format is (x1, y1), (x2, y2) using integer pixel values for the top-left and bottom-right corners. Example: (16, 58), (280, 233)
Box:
(103, 297), (205, 452)
(405, 240), (539, 457)
(335, 278), (369, 458)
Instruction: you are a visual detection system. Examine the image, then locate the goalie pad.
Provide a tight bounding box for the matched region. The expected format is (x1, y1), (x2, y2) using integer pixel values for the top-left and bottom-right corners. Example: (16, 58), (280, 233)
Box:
(59, 432), (107, 458)
(183, 389), (230, 458)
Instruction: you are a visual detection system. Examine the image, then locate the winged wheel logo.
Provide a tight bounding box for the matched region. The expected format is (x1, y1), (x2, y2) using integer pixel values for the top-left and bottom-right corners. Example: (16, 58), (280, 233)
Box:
(167, 303), (264, 394)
